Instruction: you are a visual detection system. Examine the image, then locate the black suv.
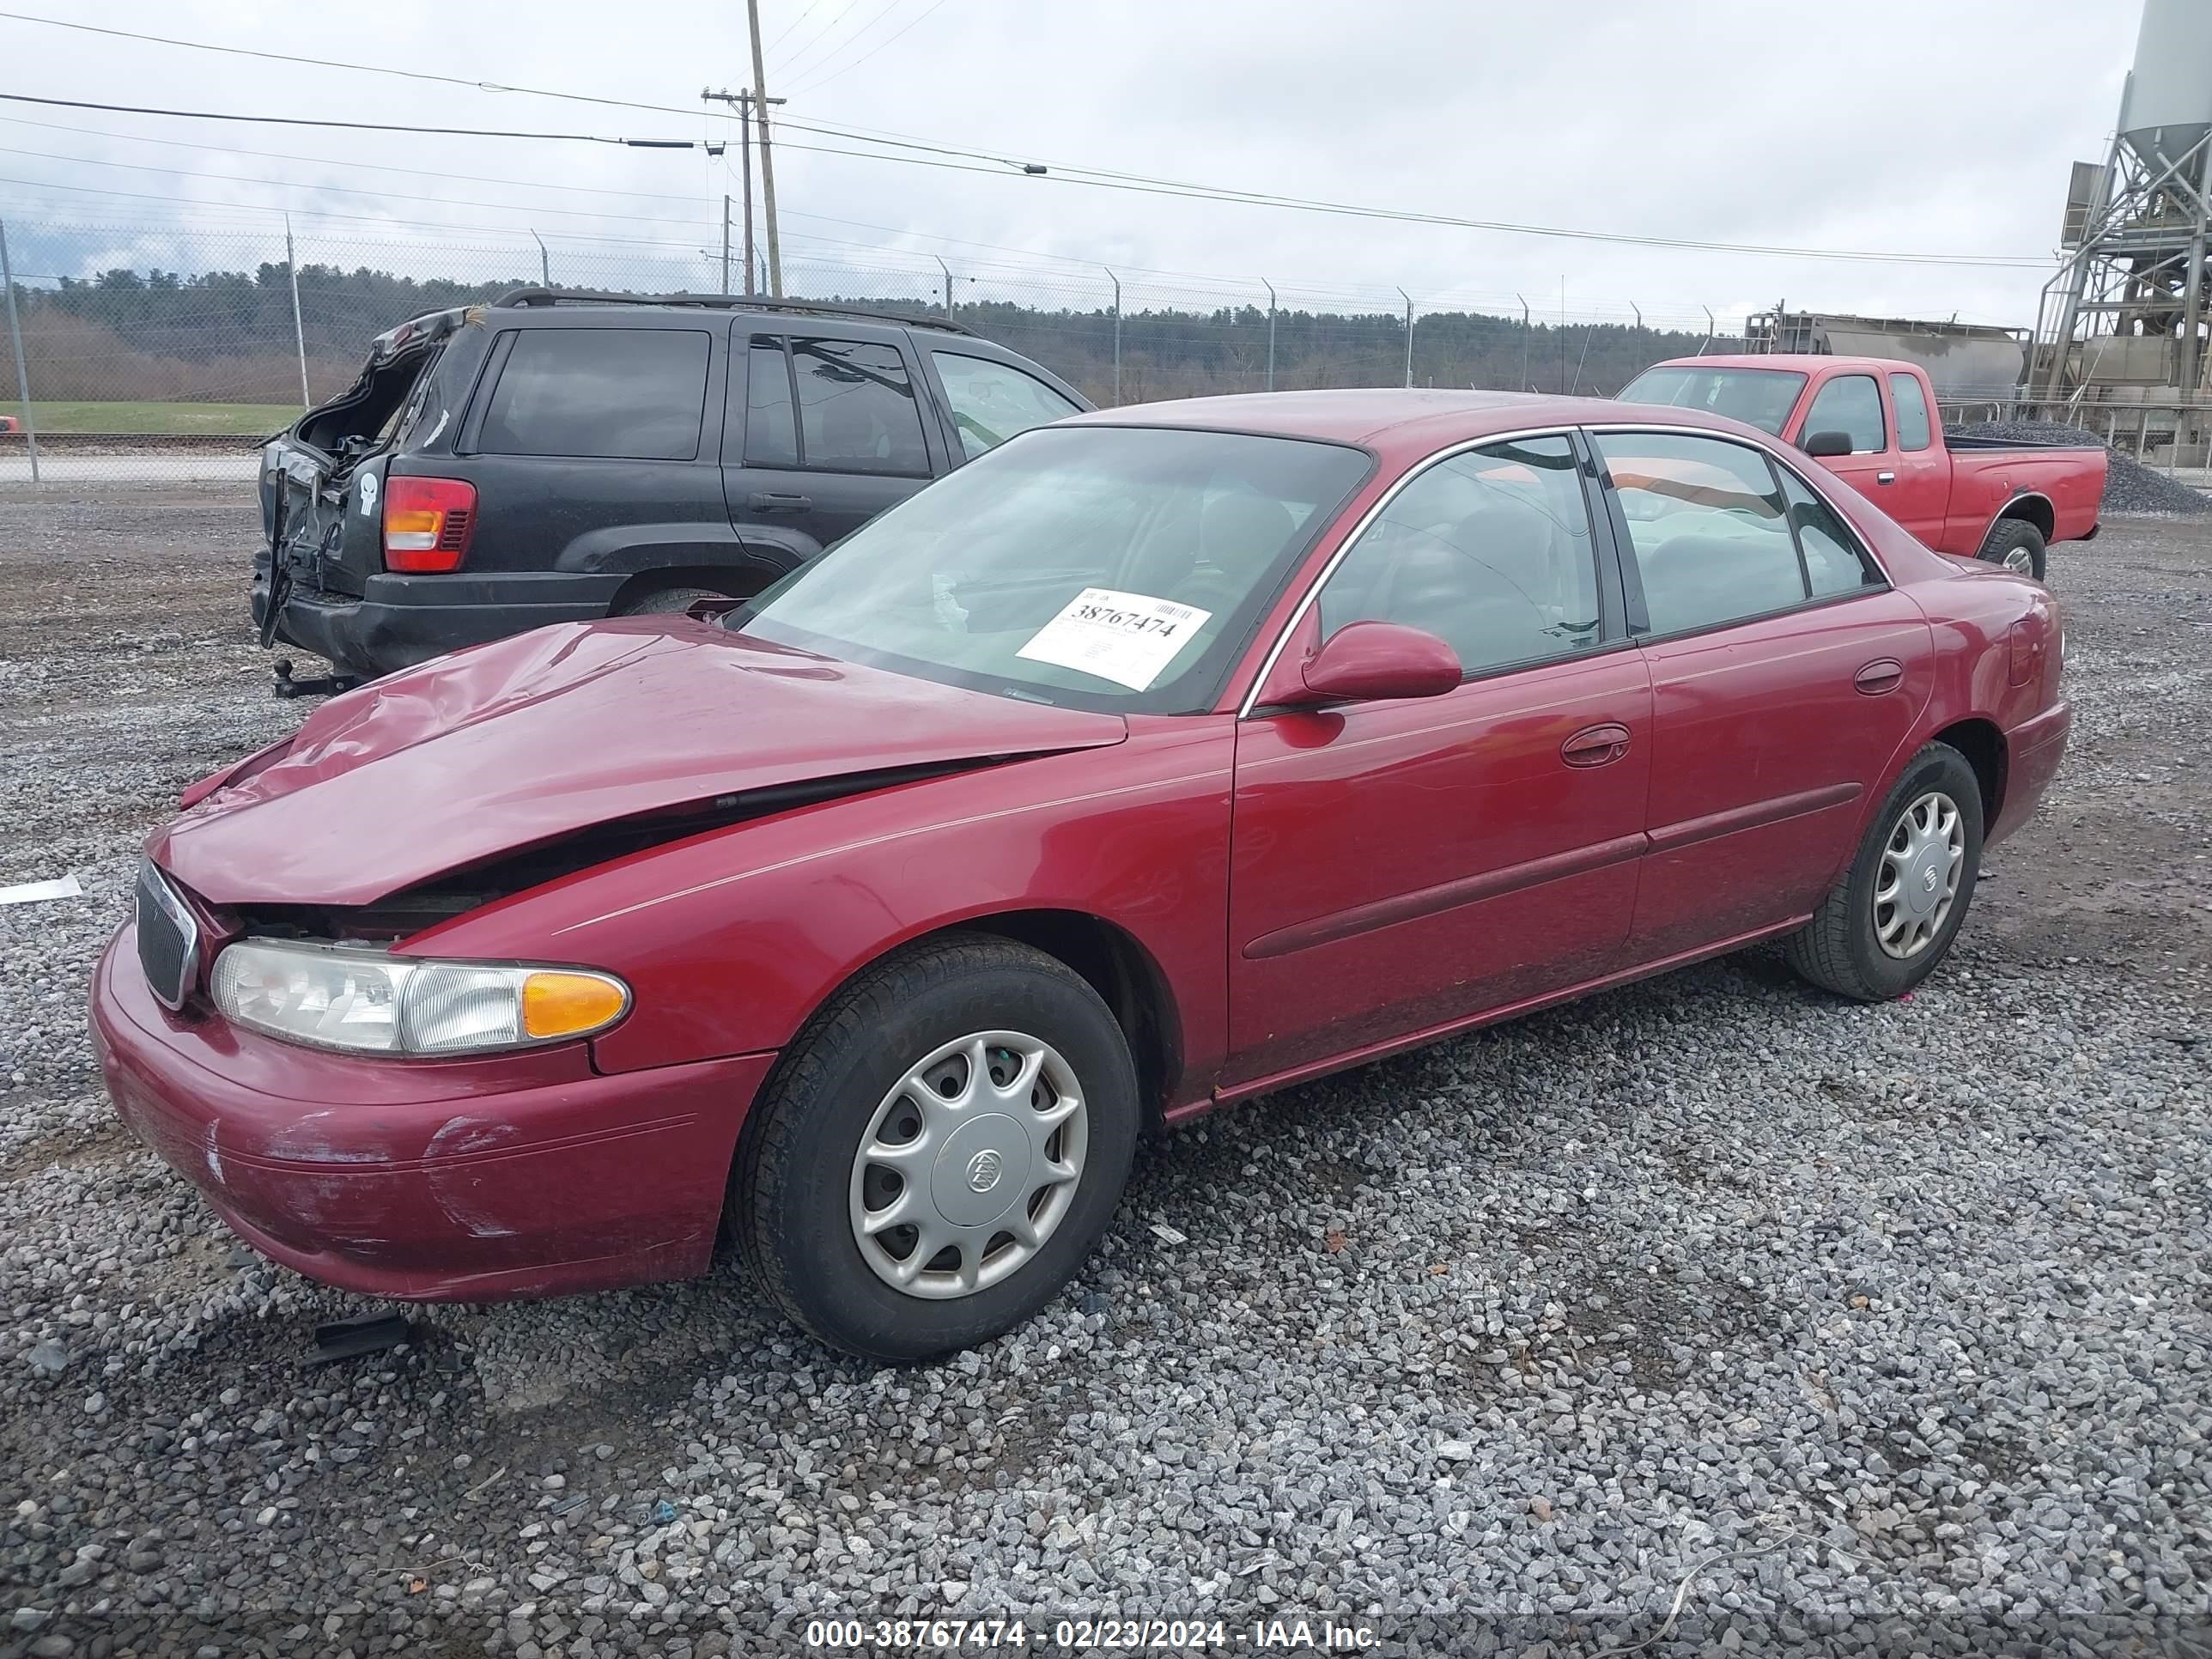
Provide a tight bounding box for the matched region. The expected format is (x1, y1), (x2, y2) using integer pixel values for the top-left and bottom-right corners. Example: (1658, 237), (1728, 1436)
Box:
(252, 289), (1091, 682)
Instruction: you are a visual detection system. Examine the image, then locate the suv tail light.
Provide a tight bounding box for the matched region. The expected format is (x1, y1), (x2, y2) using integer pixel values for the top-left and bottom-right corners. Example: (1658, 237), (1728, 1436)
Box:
(383, 476), (477, 573)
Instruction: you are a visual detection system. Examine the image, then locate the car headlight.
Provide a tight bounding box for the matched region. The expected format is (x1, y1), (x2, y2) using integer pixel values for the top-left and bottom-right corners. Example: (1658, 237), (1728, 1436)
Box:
(210, 939), (629, 1057)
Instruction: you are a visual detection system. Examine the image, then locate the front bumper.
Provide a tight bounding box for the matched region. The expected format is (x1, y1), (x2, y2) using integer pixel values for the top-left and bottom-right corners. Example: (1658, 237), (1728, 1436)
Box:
(91, 924), (775, 1302)
(252, 556), (622, 679)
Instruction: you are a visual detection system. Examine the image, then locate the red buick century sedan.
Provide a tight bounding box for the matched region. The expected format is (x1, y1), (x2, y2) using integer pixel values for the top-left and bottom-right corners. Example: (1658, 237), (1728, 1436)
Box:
(92, 391), (2069, 1359)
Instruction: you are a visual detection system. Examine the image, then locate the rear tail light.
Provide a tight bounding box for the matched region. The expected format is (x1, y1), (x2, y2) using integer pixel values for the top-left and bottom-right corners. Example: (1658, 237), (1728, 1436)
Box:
(383, 476), (477, 573)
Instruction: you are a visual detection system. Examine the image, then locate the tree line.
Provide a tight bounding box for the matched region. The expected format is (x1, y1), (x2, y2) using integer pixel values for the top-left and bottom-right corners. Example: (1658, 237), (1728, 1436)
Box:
(12, 262), (1724, 408)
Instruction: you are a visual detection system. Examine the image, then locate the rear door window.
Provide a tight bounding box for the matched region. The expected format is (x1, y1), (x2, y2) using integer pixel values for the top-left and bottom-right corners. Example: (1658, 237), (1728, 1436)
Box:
(744, 339), (799, 467)
(1888, 372), (1933, 452)
(476, 328), (709, 460)
(793, 338), (931, 476)
(1595, 431), (1808, 635)
(1800, 374), (1887, 455)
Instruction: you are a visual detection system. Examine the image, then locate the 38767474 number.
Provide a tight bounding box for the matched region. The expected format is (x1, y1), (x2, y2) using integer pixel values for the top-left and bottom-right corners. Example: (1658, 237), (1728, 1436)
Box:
(805, 1620), (1027, 1650)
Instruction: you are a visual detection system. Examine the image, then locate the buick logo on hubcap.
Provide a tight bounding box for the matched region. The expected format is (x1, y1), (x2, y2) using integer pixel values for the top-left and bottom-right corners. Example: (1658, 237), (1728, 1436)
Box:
(966, 1149), (1003, 1193)
(1922, 867), (1939, 894)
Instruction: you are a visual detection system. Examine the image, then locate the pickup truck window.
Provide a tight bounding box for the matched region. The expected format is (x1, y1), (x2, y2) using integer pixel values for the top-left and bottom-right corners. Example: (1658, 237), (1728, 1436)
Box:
(934, 352), (1083, 458)
(1615, 366), (1806, 436)
(793, 339), (931, 477)
(1888, 372), (1933, 452)
(477, 329), (709, 461)
(1595, 432), (1806, 635)
(1802, 374), (1887, 455)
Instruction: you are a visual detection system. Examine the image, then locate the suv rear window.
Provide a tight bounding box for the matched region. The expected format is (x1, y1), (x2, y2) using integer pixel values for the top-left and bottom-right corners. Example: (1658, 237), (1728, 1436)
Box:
(477, 328), (710, 460)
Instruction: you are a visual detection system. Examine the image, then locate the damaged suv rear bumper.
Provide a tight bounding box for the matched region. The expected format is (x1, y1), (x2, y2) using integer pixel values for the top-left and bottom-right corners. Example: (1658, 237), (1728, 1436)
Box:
(252, 553), (622, 679)
(91, 924), (773, 1302)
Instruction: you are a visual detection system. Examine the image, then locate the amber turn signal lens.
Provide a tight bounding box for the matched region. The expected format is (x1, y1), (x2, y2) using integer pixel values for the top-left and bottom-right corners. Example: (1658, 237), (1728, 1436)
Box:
(520, 971), (629, 1040)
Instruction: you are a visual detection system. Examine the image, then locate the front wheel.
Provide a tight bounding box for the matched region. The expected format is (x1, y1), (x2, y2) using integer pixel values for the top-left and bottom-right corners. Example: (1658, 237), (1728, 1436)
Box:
(1976, 518), (2047, 582)
(1785, 744), (1984, 1001)
(735, 934), (1139, 1361)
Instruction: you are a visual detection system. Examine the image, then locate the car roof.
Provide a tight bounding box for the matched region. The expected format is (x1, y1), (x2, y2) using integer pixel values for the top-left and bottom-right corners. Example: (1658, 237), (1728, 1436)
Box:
(1060, 386), (1778, 457)
(1650, 353), (1905, 374)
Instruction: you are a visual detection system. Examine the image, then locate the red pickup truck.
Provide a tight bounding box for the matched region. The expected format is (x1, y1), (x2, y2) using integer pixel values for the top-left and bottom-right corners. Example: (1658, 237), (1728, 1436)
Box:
(1619, 355), (2104, 581)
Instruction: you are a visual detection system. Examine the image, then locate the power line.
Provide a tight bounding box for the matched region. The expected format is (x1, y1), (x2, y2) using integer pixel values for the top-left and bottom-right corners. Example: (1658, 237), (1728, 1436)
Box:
(0, 113), (728, 207)
(775, 0), (902, 83)
(781, 0), (912, 89)
(786, 0), (953, 95)
(0, 5), (2062, 270)
(0, 144), (725, 231)
(0, 92), (719, 149)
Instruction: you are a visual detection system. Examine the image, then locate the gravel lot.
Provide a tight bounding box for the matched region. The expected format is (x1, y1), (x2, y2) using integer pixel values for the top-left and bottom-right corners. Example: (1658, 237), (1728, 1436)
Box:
(0, 487), (2207, 1657)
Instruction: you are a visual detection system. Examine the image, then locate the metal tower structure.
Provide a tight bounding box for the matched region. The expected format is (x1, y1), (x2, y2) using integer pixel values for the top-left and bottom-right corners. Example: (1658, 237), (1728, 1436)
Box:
(2034, 0), (2212, 398)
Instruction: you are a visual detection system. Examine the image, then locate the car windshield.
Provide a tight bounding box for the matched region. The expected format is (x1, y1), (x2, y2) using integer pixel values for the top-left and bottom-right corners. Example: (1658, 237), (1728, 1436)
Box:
(1617, 366), (1808, 435)
(737, 424), (1372, 714)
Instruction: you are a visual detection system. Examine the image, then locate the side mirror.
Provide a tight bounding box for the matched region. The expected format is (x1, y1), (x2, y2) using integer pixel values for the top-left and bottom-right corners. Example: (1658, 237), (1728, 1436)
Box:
(1285, 620), (1462, 706)
(1802, 429), (1853, 459)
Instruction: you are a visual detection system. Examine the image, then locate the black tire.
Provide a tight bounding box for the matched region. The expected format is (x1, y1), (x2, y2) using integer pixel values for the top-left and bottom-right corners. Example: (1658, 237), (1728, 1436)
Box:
(1785, 743), (1985, 1002)
(735, 933), (1139, 1362)
(611, 584), (735, 617)
(1975, 518), (2047, 583)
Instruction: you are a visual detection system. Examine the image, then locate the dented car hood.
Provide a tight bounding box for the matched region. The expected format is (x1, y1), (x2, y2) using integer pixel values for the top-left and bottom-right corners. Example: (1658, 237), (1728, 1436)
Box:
(151, 619), (1128, 907)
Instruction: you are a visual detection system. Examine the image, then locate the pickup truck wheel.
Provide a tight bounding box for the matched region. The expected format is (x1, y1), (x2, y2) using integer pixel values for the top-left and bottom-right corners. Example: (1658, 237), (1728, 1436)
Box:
(1977, 519), (2046, 582)
(611, 584), (737, 617)
(1784, 743), (1984, 1002)
(735, 933), (1139, 1362)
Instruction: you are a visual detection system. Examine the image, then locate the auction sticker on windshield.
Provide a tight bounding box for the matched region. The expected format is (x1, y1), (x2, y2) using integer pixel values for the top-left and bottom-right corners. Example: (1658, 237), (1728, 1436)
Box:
(1015, 587), (1212, 691)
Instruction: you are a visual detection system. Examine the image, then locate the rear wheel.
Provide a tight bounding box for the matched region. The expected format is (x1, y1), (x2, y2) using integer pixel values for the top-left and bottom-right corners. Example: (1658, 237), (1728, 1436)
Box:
(1976, 518), (2046, 582)
(736, 934), (1139, 1362)
(1785, 743), (1984, 1001)
(611, 584), (737, 617)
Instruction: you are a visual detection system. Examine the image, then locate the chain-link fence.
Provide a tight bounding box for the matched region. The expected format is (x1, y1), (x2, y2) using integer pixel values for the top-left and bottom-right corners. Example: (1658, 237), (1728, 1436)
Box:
(0, 214), (1756, 484)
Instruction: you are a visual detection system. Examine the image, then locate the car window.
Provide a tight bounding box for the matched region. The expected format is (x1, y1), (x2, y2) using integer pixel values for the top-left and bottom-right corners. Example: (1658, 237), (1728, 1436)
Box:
(1780, 466), (1883, 597)
(477, 329), (708, 461)
(1888, 371), (1933, 453)
(793, 338), (930, 476)
(933, 351), (1083, 459)
(1320, 435), (1600, 675)
(1595, 431), (1808, 635)
(744, 339), (798, 467)
(1801, 374), (1886, 454)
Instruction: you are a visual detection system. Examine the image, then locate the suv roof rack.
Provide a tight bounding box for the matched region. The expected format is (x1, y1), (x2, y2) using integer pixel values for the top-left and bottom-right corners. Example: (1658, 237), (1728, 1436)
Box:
(491, 287), (978, 337)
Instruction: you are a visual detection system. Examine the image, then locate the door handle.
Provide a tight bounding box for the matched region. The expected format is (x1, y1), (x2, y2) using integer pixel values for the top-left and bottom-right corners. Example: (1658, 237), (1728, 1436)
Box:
(1875, 471), (1896, 484)
(746, 490), (812, 512)
(1854, 659), (1905, 696)
(1561, 722), (1632, 768)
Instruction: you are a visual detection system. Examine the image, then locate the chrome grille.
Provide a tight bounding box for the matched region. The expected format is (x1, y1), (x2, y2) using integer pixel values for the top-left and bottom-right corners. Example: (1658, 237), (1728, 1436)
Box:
(135, 860), (199, 1011)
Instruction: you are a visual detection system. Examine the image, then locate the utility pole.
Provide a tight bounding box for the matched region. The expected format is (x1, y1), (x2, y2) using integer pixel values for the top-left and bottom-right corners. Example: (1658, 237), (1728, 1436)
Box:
(704, 84), (781, 298)
(746, 0), (783, 297)
(720, 194), (731, 296)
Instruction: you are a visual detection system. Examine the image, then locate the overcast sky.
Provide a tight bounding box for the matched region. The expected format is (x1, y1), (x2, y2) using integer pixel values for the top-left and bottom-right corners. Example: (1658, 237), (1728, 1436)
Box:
(0, 0), (2148, 330)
